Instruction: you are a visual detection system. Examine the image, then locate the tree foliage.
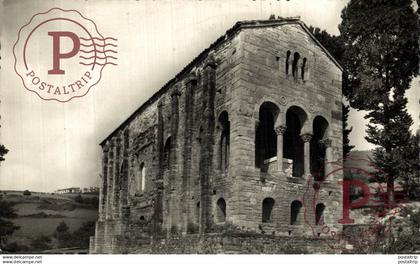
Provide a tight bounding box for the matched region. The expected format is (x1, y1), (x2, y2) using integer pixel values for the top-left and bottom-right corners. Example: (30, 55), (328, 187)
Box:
(0, 144), (8, 162)
(308, 26), (354, 159)
(339, 0), (419, 203)
(0, 200), (20, 250)
(53, 220), (95, 248)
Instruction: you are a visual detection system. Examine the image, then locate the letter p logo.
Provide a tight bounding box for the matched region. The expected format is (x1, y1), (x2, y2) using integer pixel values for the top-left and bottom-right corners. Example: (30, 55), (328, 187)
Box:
(48, 31), (80, 75)
(338, 179), (371, 224)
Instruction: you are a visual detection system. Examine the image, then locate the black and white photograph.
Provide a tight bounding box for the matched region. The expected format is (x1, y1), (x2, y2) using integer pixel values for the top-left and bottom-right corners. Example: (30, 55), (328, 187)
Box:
(0, 0), (419, 260)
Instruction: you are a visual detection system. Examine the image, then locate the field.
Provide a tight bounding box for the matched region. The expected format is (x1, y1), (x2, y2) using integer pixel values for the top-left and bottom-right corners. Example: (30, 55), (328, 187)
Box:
(0, 190), (98, 240)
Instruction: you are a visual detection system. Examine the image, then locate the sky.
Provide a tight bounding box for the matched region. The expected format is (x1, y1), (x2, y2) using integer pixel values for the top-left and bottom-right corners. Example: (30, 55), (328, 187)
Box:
(0, 0), (418, 192)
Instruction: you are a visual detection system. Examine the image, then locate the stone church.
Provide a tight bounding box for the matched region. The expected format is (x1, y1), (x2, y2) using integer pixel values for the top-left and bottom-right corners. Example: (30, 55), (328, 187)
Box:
(90, 17), (344, 254)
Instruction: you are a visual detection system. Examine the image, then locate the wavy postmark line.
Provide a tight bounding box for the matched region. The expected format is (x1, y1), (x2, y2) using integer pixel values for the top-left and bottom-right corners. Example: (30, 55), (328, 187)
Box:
(80, 43), (118, 48)
(79, 62), (118, 66)
(301, 157), (406, 251)
(79, 49), (118, 54)
(13, 7), (110, 103)
(79, 55), (117, 60)
(79, 37), (118, 41)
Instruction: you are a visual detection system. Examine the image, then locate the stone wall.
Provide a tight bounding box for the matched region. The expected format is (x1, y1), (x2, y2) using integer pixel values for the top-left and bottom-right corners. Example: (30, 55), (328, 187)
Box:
(128, 233), (340, 254)
(91, 19), (344, 254)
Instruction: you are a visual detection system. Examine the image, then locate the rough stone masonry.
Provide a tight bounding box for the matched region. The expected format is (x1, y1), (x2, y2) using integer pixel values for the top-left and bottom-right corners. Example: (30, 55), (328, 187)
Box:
(90, 17), (344, 254)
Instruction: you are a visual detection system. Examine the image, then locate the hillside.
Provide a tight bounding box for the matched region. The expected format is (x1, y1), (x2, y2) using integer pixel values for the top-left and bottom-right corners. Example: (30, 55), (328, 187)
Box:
(0, 190), (98, 252)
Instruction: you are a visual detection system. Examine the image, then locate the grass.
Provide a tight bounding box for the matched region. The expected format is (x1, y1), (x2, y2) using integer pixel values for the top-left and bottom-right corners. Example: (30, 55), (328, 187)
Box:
(0, 190), (98, 240)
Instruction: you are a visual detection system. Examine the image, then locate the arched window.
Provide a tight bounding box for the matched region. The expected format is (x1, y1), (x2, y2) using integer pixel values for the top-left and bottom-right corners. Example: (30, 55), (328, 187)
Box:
(310, 116), (329, 181)
(285, 50), (291, 74)
(218, 112), (230, 172)
(315, 203), (325, 225)
(163, 136), (171, 169)
(216, 198), (226, 222)
(255, 102), (280, 172)
(135, 161), (143, 193)
(195, 201), (200, 224)
(290, 200), (303, 225)
(262, 197), (275, 223)
(284, 106), (307, 177)
(301, 58), (307, 80)
(140, 163), (146, 191)
(292, 52), (300, 78)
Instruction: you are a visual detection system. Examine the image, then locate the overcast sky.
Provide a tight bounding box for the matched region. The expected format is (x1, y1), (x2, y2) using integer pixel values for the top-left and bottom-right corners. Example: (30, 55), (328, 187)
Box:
(0, 0), (418, 192)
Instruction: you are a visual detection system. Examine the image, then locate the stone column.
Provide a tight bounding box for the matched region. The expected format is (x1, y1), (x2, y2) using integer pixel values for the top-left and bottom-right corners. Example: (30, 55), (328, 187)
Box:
(183, 74), (196, 234)
(153, 100), (165, 234)
(106, 139), (115, 220)
(113, 135), (122, 219)
(322, 138), (333, 180)
(169, 85), (181, 233)
(99, 145), (109, 221)
(119, 129), (130, 219)
(275, 125), (287, 172)
(200, 54), (217, 233)
(301, 133), (312, 177)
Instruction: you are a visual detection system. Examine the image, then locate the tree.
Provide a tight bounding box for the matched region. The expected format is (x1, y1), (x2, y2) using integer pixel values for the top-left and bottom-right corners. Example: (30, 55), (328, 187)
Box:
(54, 221), (72, 248)
(0, 145), (8, 162)
(308, 26), (354, 159)
(71, 221), (96, 248)
(55, 221), (69, 234)
(30, 235), (51, 251)
(339, 0), (419, 206)
(0, 201), (20, 250)
(342, 104), (355, 159)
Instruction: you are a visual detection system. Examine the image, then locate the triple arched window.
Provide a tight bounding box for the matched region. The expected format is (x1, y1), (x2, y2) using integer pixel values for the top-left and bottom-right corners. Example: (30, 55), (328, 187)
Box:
(285, 50), (307, 81)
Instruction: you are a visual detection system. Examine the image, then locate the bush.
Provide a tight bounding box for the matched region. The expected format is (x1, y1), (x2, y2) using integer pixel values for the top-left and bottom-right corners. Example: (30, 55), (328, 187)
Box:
(74, 195), (83, 203)
(2, 242), (29, 253)
(30, 235), (51, 251)
(23, 190), (31, 196)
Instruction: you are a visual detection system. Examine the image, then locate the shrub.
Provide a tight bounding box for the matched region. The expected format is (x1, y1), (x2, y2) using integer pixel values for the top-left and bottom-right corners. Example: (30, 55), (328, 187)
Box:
(30, 235), (51, 251)
(23, 190), (31, 196)
(3, 242), (29, 253)
(74, 195), (83, 203)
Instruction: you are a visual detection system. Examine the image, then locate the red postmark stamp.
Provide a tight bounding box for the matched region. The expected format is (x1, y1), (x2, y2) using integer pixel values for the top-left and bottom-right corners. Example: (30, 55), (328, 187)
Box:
(13, 7), (117, 102)
(302, 157), (406, 252)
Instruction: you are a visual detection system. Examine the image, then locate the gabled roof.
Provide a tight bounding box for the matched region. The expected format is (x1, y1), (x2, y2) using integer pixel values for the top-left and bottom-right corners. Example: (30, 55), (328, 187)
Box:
(100, 18), (343, 146)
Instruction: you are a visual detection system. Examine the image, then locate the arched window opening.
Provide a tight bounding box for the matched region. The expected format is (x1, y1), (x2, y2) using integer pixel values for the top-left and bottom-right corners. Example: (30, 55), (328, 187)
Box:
(140, 163), (146, 192)
(216, 198), (226, 222)
(315, 203), (325, 225)
(284, 106), (307, 177)
(292, 52), (300, 78)
(310, 116), (329, 181)
(290, 200), (303, 225)
(163, 136), (172, 170)
(262, 197), (275, 223)
(135, 161), (142, 193)
(218, 112), (230, 172)
(195, 201), (200, 224)
(285, 50), (291, 74)
(119, 160), (128, 189)
(301, 58), (307, 80)
(255, 102), (279, 172)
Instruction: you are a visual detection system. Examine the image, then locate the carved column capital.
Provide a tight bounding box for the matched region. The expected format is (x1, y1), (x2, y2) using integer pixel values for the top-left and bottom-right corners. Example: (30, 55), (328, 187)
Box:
(185, 73), (198, 84)
(301, 133), (313, 142)
(320, 138), (332, 148)
(103, 144), (110, 153)
(204, 52), (217, 68)
(275, 125), (287, 135)
(171, 86), (182, 97)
